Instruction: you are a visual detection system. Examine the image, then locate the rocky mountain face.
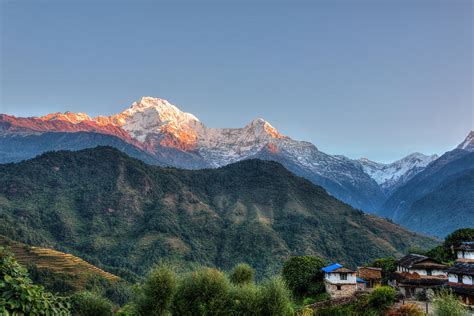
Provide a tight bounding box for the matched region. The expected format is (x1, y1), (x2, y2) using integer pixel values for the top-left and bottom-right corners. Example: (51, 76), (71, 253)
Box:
(0, 146), (437, 277)
(380, 133), (474, 236)
(357, 153), (439, 195)
(0, 97), (462, 214)
(457, 131), (474, 151)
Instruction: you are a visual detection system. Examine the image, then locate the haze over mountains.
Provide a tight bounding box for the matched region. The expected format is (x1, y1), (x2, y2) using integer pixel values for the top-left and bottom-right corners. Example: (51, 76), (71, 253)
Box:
(1, 97), (472, 236)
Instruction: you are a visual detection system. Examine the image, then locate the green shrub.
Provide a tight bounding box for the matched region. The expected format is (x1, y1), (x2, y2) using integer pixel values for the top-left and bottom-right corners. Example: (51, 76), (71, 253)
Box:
(0, 247), (71, 315)
(229, 283), (261, 315)
(282, 256), (326, 297)
(172, 267), (231, 315)
(367, 286), (396, 311)
(229, 263), (255, 285)
(70, 291), (113, 316)
(103, 281), (132, 306)
(134, 264), (177, 316)
(259, 276), (294, 316)
(302, 292), (330, 306)
(432, 288), (467, 316)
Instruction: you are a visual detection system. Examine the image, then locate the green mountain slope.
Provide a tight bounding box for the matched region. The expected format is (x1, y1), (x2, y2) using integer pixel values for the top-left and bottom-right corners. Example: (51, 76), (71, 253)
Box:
(400, 169), (474, 237)
(0, 235), (119, 291)
(0, 147), (437, 277)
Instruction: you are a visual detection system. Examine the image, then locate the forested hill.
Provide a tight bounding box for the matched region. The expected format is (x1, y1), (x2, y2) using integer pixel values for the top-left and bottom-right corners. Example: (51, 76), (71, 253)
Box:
(0, 147), (436, 278)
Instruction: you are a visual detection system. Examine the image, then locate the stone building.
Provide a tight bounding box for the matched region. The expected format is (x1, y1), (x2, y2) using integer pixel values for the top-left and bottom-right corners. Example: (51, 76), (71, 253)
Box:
(321, 263), (357, 299)
(357, 267), (382, 289)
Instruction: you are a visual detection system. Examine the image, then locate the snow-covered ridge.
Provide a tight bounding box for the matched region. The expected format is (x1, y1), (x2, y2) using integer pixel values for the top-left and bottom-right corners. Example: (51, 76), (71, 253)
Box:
(8, 96), (444, 202)
(357, 152), (438, 193)
(457, 131), (474, 151)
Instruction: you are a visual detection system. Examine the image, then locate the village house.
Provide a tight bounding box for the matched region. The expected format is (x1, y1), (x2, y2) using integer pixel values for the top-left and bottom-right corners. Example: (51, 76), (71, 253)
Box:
(446, 242), (474, 305)
(455, 241), (474, 262)
(391, 254), (447, 298)
(321, 263), (357, 298)
(357, 267), (382, 289)
(447, 262), (474, 305)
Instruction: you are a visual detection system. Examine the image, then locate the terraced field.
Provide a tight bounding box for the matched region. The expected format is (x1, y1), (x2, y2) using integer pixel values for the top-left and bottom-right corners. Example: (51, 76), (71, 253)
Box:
(0, 235), (119, 289)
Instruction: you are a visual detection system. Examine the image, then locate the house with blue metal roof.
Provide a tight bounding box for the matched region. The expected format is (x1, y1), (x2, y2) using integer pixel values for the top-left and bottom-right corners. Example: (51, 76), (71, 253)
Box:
(321, 263), (357, 299)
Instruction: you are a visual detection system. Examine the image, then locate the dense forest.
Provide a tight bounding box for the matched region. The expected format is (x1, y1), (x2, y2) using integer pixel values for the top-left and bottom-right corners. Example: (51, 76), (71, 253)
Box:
(0, 147), (436, 280)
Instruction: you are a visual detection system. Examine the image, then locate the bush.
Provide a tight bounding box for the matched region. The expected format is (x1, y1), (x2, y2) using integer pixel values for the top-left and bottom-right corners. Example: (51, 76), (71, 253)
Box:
(70, 291), (113, 316)
(172, 267), (231, 315)
(229, 263), (255, 285)
(302, 292), (330, 305)
(229, 283), (261, 315)
(259, 276), (294, 316)
(104, 281), (133, 306)
(0, 247), (71, 315)
(386, 303), (425, 316)
(367, 286), (396, 311)
(432, 288), (467, 316)
(134, 264), (177, 316)
(282, 256), (326, 297)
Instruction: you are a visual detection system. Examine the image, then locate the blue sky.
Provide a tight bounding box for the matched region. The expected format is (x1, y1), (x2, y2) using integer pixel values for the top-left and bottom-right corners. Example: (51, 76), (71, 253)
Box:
(1, 0), (472, 163)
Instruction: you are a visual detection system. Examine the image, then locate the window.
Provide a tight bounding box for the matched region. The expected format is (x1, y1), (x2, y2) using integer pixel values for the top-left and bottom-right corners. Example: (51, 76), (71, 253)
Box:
(427, 269), (432, 276)
(340, 273), (347, 280)
(336, 285), (341, 291)
(458, 275), (463, 284)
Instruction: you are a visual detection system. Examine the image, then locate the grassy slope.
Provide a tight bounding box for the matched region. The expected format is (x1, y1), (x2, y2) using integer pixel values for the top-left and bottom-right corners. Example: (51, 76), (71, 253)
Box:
(0, 235), (119, 290)
(0, 147), (437, 277)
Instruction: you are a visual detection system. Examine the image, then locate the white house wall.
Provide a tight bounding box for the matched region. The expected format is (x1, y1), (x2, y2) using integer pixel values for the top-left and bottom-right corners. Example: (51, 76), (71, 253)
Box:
(449, 274), (459, 283)
(447, 274), (473, 285)
(324, 272), (356, 284)
(397, 267), (446, 276)
(457, 251), (474, 260)
(463, 275), (473, 285)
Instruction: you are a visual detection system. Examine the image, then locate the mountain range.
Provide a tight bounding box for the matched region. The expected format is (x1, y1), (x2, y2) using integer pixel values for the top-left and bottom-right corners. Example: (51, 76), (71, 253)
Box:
(0, 146), (436, 278)
(0, 97), (472, 236)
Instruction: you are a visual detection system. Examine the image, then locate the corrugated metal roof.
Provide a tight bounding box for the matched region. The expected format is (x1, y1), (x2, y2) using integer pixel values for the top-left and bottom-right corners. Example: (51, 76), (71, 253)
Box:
(357, 277), (367, 283)
(397, 254), (429, 268)
(456, 242), (474, 251)
(321, 263), (343, 273)
(447, 262), (474, 276)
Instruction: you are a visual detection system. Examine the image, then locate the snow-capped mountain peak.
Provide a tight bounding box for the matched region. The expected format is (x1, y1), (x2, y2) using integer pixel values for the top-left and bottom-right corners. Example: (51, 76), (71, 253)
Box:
(457, 131), (474, 152)
(125, 97), (200, 122)
(245, 118), (286, 139)
(40, 111), (92, 124)
(107, 97), (203, 144)
(358, 152), (438, 193)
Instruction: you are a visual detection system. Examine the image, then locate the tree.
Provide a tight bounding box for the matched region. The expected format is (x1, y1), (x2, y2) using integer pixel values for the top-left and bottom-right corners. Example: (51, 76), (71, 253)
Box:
(0, 247), (70, 315)
(259, 276), (294, 316)
(427, 228), (474, 263)
(229, 263), (255, 285)
(134, 264), (177, 316)
(281, 256), (326, 297)
(70, 291), (113, 316)
(228, 283), (261, 315)
(172, 268), (231, 315)
(432, 289), (467, 316)
(367, 286), (396, 311)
